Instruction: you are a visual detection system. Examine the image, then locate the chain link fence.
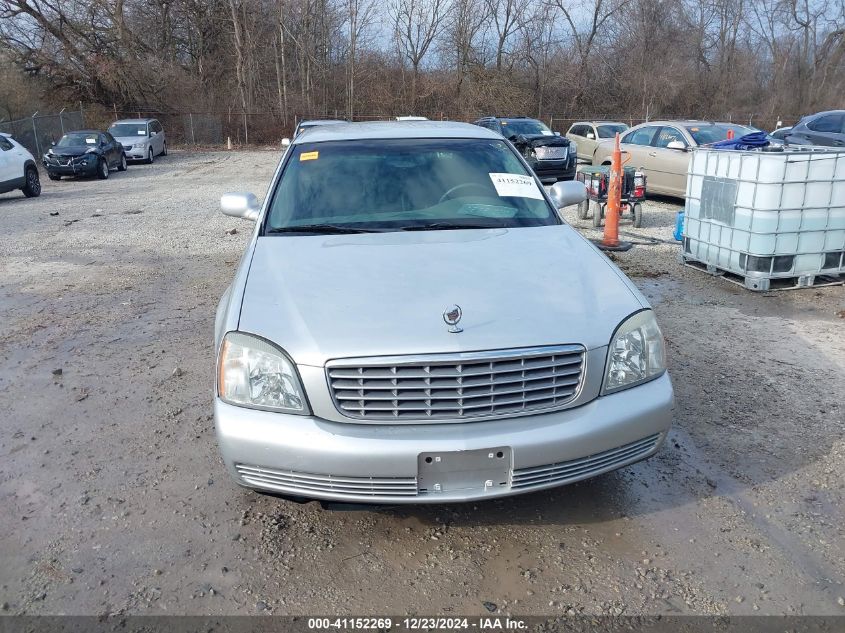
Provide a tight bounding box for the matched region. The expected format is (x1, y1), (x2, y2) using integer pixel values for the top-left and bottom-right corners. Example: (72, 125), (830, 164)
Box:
(0, 111), (86, 159)
(1, 108), (803, 158)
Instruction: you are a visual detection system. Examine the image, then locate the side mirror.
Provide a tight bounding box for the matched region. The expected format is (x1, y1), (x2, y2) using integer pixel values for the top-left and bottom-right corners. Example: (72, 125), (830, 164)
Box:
(586, 132), (595, 139)
(221, 192), (260, 221)
(666, 140), (687, 151)
(549, 180), (587, 209)
(281, 138), (291, 148)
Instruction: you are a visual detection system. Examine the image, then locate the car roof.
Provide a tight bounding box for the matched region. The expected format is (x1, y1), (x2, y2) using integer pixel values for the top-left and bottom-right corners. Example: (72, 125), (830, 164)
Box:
(111, 119), (157, 124)
(476, 116), (539, 122)
(66, 129), (104, 134)
(298, 119), (347, 126)
(634, 120), (750, 127)
(293, 121), (500, 143)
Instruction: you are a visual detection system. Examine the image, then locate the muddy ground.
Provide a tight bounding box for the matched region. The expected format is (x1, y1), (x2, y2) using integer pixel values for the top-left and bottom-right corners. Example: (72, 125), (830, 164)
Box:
(0, 150), (843, 616)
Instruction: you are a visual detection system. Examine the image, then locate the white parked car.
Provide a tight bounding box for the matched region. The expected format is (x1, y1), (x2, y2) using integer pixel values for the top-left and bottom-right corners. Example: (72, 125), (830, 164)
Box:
(0, 133), (41, 197)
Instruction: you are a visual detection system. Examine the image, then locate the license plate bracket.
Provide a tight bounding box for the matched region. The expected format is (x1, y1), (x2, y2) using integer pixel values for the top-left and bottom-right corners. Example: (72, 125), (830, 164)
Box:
(418, 447), (512, 495)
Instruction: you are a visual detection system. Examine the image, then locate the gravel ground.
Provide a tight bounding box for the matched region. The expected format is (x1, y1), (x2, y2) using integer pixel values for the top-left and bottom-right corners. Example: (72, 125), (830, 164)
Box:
(0, 150), (843, 617)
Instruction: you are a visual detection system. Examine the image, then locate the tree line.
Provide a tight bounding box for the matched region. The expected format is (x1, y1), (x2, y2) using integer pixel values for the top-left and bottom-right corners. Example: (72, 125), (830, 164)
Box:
(0, 0), (842, 128)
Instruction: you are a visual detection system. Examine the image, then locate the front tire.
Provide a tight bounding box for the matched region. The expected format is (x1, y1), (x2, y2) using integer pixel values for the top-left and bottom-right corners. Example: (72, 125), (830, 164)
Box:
(117, 154), (127, 172)
(97, 158), (109, 180)
(147, 147), (154, 164)
(22, 166), (41, 197)
(161, 141), (167, 156)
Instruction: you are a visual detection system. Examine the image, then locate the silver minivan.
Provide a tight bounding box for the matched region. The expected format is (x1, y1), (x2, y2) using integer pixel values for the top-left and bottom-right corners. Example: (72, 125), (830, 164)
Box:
(214, 121), (673, 504)
(108, 118), (167, 163)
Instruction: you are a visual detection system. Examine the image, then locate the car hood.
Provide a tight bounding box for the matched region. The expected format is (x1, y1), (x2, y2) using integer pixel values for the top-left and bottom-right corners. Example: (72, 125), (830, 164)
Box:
(114, 136), (146, 145)
(237, 225), (645, 367)
(49, 146), (97, 157)
(513, 134), (571, 148)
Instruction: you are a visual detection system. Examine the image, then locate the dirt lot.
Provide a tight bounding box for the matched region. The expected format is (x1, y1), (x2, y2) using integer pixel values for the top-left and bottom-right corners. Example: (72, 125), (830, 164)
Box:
(0, 150), (843, 617)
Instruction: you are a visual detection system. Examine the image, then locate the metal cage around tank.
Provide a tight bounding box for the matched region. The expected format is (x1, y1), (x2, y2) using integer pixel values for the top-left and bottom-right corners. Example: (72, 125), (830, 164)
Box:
(681, 147), (845, 290)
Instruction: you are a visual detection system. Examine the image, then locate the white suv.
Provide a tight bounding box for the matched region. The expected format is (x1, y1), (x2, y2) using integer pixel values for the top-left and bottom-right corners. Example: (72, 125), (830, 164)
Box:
(0, 133), (41, 198)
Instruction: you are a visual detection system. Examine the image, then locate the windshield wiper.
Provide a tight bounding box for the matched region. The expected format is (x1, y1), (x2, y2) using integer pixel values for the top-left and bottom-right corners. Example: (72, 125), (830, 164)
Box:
(267, 224), (381, 234)
(400, 221), (506, 231)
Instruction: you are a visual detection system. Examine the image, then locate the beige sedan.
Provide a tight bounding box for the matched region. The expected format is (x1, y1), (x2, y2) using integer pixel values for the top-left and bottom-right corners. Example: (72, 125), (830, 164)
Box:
(592, 121), (754, 197)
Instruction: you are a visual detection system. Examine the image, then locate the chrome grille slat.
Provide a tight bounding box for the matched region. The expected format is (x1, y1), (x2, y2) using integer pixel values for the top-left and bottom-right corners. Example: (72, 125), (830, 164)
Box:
(329, 366), (582, 391)
(512, 436), (659, 479)
(235, 465), (419, 497)
(327, 345), (585, 421)
(511, 434), (661, 488)
(333, 376), (581, 401)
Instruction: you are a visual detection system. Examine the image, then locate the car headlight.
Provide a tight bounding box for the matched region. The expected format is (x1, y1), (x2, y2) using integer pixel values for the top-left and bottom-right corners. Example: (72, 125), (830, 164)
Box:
(570, 141), (577, 156)
(602, 310), (666, 394)
(217, 332), (309, 414)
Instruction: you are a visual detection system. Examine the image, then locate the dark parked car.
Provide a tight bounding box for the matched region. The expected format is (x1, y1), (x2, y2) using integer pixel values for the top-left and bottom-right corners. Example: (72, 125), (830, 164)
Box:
(785, 111), (845, 147)
(43, 130), (127, 180)
(473, 116), (576, 183)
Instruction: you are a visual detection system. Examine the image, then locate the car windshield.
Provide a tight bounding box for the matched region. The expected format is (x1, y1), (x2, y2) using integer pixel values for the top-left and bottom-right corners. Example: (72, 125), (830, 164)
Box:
(56, 133), (98, 147)
(501, 120), (553, 136)
(108, 123), (147, 136)
(685, 124), (753, 145)
(266, 138), (557, 232)
(596, 124), (628, 138)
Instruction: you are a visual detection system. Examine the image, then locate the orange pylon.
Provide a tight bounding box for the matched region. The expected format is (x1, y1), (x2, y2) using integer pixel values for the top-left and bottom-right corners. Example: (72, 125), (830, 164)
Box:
(602, 133), (623, 248)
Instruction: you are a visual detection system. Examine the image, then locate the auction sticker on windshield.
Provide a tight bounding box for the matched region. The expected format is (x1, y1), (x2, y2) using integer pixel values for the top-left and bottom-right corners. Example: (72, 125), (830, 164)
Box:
(300, 151), (319, 161)
(489, 173), (544, 200)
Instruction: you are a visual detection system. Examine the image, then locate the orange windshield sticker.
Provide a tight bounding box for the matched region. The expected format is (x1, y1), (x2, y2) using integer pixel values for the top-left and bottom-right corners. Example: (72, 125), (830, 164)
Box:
(300, 151), (319, 161)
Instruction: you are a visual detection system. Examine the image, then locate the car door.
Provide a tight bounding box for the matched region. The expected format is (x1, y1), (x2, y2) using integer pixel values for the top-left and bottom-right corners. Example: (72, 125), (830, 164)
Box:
(0, 135), (15, 186)
(646, 126), (691, 197)
(101, 133), (116, 167)
(618, 125), (660, 178)
(566, 125), (589, 161)
(151, 120), (164, 154)
(804, 113), (845, 147)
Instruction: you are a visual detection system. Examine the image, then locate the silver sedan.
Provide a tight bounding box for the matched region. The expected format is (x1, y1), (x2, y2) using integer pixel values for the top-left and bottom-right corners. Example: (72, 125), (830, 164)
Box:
(214, 121), (673, 504)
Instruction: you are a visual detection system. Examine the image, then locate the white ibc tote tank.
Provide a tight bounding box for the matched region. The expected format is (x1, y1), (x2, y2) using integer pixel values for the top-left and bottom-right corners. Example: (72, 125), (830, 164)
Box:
(682, 147), (845, 290)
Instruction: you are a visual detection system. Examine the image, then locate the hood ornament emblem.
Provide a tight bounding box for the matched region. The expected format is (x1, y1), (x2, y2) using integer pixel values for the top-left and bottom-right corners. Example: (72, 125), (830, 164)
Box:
(443, 305), (463, 333)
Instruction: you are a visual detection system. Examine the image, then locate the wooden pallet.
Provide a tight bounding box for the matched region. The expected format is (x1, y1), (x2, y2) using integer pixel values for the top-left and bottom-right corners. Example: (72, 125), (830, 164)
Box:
(681, 257), (845, 292)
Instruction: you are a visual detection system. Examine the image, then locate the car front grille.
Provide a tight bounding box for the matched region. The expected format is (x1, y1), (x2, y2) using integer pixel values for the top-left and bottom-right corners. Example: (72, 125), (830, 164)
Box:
(235, 464), (418, 498)
(511, 434), (661, 489)
(326, 345), (585, 422)
(535, 146), (568, 160)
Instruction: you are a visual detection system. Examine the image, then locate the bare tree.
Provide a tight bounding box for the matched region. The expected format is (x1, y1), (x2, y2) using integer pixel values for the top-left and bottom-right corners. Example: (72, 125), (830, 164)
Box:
(344, 0), (377, 118)
(392, 0), (450, 109)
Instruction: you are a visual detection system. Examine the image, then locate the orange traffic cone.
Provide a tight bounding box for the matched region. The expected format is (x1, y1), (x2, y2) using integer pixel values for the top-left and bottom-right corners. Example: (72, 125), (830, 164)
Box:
(593, 133), (633, 252)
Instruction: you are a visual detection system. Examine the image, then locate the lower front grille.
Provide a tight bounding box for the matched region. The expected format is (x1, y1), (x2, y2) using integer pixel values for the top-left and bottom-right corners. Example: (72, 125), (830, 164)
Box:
(511, 433), (661, 489)
(235, 464), (418, 498)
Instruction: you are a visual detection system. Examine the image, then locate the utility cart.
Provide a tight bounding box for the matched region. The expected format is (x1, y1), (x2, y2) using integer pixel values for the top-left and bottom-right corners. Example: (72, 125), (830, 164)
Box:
(575, 166), (646, 228)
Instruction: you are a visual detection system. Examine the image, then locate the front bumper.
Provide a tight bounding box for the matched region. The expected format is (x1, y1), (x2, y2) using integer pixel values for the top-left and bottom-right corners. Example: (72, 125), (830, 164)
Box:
(530, 158), (577, 183)
(123, 146), (149, 160)
(43, 160), (98, 176)
(215, 373), (673, 504)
